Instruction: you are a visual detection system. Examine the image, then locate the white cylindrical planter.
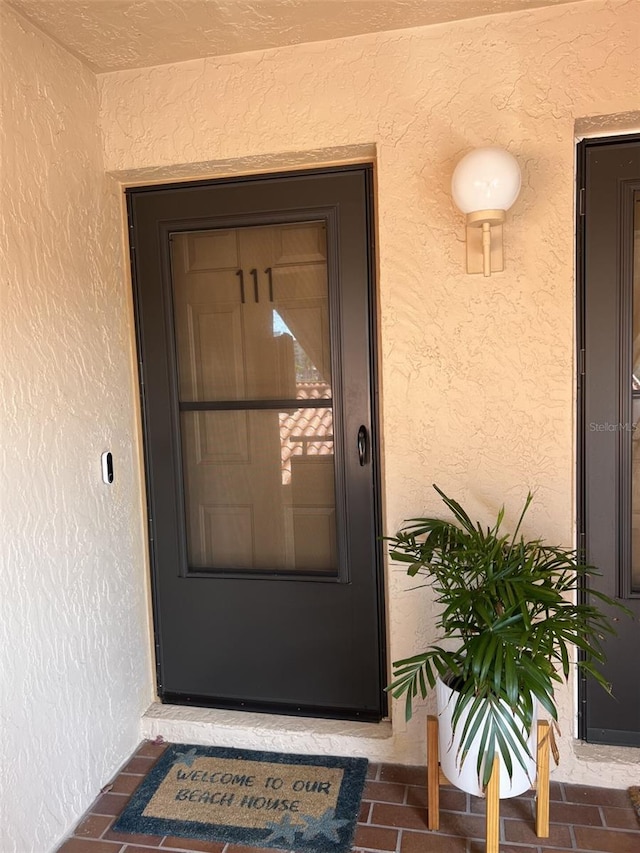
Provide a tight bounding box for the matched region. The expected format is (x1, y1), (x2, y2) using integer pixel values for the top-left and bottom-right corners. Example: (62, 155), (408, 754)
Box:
(436, 677), (537, 798)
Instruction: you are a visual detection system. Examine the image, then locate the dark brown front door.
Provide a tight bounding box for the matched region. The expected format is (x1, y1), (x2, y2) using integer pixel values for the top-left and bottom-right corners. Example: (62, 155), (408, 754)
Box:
(127, 166), (386, 720)
(579, 135), (640, 746)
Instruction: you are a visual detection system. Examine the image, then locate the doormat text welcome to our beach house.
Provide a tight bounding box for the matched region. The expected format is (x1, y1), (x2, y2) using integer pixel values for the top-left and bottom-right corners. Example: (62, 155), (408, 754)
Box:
(113, 742), (368, 852)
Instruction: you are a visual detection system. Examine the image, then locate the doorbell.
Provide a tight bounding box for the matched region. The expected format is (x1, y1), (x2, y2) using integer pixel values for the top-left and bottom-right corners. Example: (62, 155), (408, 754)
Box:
(101, 451), (114, 484)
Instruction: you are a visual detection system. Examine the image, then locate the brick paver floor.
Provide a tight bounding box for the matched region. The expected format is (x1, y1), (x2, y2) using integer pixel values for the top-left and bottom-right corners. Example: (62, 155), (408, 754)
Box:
(56, 740), (640, 853)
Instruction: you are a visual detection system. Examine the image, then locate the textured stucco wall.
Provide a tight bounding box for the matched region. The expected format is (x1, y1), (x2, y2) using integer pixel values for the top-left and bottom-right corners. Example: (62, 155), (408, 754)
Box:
(97, 0), (640, 787)
(0, 7), (152, 851)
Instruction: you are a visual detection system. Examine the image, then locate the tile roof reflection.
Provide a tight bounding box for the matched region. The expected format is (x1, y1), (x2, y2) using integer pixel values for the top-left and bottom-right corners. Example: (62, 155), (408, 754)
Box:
(280, 382), (333, 484)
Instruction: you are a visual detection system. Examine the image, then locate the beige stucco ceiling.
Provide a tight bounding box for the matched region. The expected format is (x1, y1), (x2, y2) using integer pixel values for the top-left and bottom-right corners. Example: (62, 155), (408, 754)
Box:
(9, 0), (595, 73)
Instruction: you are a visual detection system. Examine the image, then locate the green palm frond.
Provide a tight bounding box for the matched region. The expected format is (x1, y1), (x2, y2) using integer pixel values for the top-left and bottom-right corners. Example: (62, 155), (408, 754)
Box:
(386, 485), (631, 789)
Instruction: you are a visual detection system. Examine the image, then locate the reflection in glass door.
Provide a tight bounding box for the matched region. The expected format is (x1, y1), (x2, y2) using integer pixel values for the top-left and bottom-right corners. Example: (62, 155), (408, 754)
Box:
(171, 222), (337, 574)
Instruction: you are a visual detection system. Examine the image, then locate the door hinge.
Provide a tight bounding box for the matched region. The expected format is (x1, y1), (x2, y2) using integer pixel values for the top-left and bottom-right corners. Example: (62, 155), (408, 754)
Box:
(579, 348), (585, 376)
(137, 362), (146, 406)
(577, 531), (587, 567)
(126, 202), (136, 248)
(155, 648), (163, 692)
(148, 516), (154, 542)
(127, 214), (136, 250)
(578, 187), (586, 217)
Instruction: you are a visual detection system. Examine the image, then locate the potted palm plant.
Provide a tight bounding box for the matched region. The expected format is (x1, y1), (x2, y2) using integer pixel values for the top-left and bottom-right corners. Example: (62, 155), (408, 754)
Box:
(387, 485), (626, 797)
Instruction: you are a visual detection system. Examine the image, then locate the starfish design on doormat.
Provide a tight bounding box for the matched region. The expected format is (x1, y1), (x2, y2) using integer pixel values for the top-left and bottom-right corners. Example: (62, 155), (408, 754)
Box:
(264, 812), (300, 846)
(299, 807), (349, 842)
(172, 747), (198, 768)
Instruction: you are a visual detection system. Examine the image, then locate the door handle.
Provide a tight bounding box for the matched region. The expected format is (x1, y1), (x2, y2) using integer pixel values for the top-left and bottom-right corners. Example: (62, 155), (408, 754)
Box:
(357, 425), (368, 466)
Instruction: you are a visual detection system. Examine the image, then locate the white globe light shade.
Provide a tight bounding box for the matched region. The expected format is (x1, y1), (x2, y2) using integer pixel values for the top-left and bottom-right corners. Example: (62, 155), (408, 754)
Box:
(451, 147), (521, 215)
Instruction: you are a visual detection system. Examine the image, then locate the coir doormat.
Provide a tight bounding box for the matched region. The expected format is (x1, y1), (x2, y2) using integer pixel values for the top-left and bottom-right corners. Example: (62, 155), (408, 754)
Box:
(112, 743), (368, 852)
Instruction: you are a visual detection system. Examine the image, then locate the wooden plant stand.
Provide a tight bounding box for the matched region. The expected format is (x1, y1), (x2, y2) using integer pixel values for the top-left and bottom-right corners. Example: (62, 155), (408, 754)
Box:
(426, 716), (550, 853)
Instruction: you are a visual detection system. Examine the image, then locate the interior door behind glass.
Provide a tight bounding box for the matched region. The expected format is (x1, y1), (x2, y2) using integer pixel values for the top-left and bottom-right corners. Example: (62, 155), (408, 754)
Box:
(172, 222), (336, 574)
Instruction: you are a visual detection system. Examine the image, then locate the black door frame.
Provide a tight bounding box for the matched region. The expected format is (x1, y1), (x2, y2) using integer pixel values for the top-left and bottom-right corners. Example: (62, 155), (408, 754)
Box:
(576, 133), (640, 746)
(127, 164), (388, 720)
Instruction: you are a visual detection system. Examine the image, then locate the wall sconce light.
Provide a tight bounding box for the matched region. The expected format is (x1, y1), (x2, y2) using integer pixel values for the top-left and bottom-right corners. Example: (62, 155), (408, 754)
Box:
(451, 146), (521, 277)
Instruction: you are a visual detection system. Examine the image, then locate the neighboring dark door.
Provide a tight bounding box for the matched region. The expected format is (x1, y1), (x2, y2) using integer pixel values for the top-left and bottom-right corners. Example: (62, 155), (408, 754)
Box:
(127, 166), (386, 720)
(579, 135), (640, 747)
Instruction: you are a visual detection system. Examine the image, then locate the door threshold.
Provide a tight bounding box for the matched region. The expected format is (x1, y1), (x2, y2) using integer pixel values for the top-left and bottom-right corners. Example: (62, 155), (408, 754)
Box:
(141, 701), (395, 762)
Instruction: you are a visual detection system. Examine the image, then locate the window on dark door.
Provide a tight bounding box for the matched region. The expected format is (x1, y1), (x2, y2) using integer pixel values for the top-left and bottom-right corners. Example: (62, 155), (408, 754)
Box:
(127, 166), (386, 720)
(173, 221), (337, 575)
(578, 135), (640, 747)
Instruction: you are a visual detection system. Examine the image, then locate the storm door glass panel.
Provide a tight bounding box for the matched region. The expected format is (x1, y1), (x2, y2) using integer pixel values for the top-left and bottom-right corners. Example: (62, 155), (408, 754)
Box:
(170, 222), (336, 574)
(631, 193), (640, 592)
